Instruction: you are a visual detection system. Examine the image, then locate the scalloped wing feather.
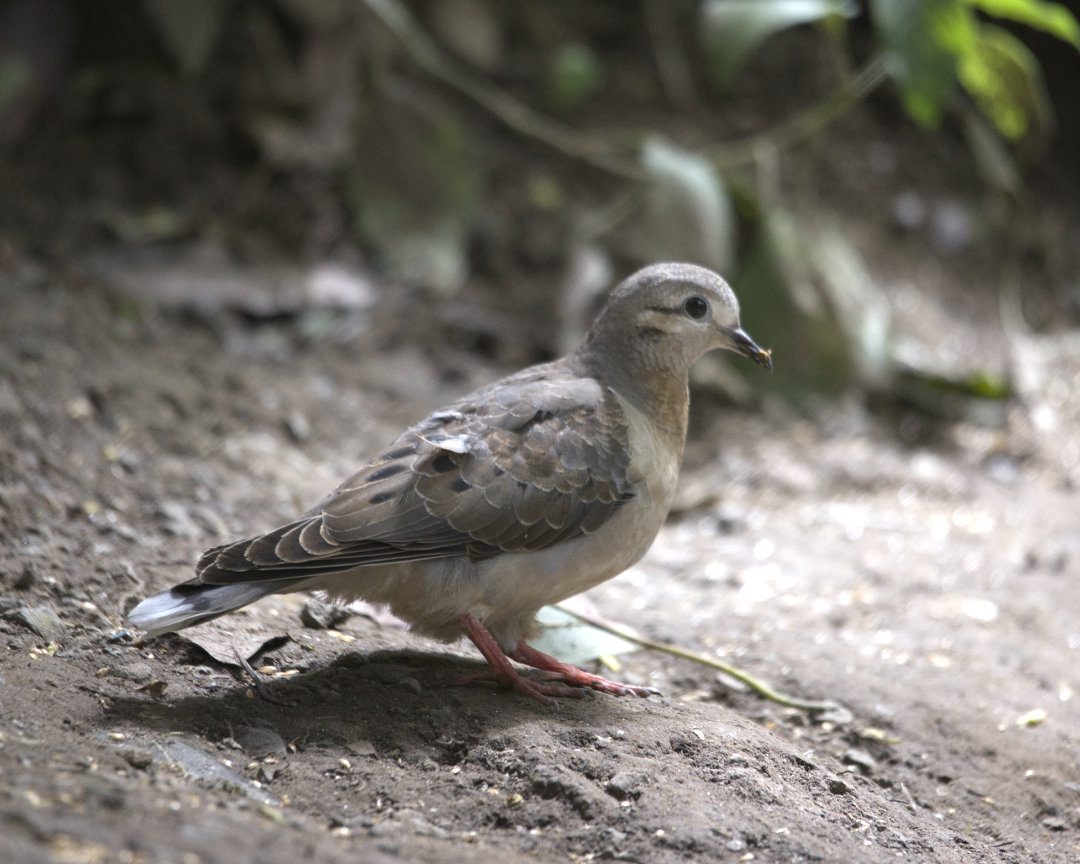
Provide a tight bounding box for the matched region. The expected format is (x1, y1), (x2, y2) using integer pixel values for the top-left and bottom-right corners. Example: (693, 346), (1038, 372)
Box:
(195, 361), (636, 585)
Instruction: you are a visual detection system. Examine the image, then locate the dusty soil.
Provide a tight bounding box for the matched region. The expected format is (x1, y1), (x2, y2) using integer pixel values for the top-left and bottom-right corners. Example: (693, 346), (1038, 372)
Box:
(2, 12), (1080, 856)
(1, 243), (1079, 864)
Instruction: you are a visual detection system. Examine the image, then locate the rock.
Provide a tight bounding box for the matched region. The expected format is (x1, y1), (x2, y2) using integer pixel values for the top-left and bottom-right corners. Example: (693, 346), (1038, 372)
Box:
(669, 731), (703, 755)
(300, 598), (351, 630)
(157, 500), (199, 538)
(158, 739), (278, 805)
(398, 676), (422, 695)
(396, 808), (449, 839)
(122, 748), (154, 770)
(605, 771), (645, 801)
(348, 739), (376, 757)
(304, 264), (376, 310)
(842, 748), (877, 775)
(531, 765), (610, 820)
(111, 661), (153, 682)
(13, 560), (37, 590)
(236, 726), (287, 759)
(284, 411), (310, 443)
(9, 606), (68, 644)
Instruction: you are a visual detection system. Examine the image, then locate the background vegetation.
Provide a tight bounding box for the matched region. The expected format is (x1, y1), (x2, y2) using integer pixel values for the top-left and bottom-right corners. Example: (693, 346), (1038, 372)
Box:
(2, 0), (1078, 406)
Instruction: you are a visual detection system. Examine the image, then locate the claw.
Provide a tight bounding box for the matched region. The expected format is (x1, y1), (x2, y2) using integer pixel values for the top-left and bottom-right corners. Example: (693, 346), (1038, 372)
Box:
(458, 613), (660, 704)
(510, 641), (659, 698)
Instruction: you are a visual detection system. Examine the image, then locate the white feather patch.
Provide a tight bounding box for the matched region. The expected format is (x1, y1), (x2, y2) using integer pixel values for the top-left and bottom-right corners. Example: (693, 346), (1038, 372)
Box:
(429, 434), (471, 454)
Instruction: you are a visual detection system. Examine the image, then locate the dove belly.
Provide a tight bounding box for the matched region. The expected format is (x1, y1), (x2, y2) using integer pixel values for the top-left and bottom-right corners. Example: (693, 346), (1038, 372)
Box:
(310, 486), (668, 646)
(315, 483), (675, 647)
(313, 394), (681, 646)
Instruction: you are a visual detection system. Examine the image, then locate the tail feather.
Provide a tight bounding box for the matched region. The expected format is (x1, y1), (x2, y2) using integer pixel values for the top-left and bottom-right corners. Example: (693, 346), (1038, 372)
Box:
(127, 578), (306, 638)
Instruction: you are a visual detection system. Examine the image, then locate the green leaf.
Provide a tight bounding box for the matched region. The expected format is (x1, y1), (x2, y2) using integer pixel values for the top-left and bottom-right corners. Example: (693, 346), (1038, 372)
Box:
(870, 0), (963, 127)
(966, 0), (1080, 48)
(701, 0), (857, 90)
(956, 23), (1050, 139)
(530, 606), (639, 666)
(961, 108), (1022, 193)
(873, 0), (1061, 136)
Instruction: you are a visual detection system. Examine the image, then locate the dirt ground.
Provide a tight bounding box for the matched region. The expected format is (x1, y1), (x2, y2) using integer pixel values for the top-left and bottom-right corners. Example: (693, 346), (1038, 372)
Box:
(2, 14), (1080, 857)
(1, 235), (1079, 864)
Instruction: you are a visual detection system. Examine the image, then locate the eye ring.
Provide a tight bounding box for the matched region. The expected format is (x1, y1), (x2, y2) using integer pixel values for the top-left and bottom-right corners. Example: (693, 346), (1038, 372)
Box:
(684, 295), (709, 319)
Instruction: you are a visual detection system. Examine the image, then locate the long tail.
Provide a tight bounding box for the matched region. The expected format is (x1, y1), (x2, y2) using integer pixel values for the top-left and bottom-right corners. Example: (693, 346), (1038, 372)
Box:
(128, 578), (307, 638)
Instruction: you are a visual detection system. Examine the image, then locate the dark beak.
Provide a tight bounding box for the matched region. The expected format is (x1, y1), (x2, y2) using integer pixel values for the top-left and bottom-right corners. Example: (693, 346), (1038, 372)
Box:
(729, 327), (773, 372)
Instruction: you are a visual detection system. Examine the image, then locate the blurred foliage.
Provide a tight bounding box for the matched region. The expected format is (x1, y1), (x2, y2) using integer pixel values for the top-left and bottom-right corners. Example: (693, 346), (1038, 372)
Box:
(869, 0), (1078, 140)
(2, 0), (1077, 408)
(636, 136), (736, 275)
(701, 0), (858, 89)
(546, 42), (604, 111)
(0, 53), (28, 113)
(144, 0), (228, 75)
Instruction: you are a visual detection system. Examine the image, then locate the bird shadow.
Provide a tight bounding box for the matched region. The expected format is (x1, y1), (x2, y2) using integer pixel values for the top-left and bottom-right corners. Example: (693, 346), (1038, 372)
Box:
(103, 647), (645, 756)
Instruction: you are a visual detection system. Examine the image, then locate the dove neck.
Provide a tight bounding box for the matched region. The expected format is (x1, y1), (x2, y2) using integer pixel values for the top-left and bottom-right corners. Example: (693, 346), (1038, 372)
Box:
(572, 343), (690, 442)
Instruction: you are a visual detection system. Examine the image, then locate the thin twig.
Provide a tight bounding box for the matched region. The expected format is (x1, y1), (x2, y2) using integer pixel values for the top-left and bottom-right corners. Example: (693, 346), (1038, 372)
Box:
(363, 0), (646, 179)
(555, 603), (842, 713)
(644, 0), (698, 112)
(365, 0), (890, 180)
(711, 54), (891, 170)
(236, 651), (294, 706)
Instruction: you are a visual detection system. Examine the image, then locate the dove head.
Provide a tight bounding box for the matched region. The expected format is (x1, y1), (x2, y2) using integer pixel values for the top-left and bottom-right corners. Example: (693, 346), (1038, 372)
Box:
(579, 263), (772, 380)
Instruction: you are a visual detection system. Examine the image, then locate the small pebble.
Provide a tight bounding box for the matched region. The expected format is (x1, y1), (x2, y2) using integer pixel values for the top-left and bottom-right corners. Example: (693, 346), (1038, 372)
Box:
(236, 727), (287, 759)
(842, 748), (877, 775)
(14, 561), (38, 590)
(348, 739), (376, 757)
(285, 411), (311, 443)
(122, 748), (154, 770)
(111, 661), (153, 682)
(605, 771), (644, 801)
(157, 500), (199, 538)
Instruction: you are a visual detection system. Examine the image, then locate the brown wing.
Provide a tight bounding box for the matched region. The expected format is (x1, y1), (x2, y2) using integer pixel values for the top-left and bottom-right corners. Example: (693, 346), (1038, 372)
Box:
(196, 362), (636, 585)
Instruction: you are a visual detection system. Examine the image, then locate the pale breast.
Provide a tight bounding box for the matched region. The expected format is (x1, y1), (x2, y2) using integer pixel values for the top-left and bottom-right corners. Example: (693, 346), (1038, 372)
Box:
(470, 389), (682, 621)
(312, 388), (686, 646)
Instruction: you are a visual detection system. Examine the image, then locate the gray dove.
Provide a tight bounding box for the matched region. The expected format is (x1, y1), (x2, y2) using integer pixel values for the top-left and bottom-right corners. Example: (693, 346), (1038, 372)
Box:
(129, 262), (772, 702)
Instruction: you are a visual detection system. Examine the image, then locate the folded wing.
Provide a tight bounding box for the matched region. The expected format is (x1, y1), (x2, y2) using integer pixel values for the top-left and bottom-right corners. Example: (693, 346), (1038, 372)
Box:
(196, 364), (636, 585)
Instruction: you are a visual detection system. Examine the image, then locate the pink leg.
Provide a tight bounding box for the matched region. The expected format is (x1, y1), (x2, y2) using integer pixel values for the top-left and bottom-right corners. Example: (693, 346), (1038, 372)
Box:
(510, 641), (659, 698)
(458, 613), (586, 705)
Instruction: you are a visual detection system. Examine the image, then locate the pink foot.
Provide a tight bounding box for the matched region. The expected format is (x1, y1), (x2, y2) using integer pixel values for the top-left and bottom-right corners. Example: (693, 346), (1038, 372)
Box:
(458, 614), (586, 704)
(510, 640), (660, 699)
(458, 613), (659, 703)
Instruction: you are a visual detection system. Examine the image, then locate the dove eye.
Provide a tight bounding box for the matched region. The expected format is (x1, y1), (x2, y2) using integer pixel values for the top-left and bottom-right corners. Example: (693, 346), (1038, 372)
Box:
(684, 296), (709, 319)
